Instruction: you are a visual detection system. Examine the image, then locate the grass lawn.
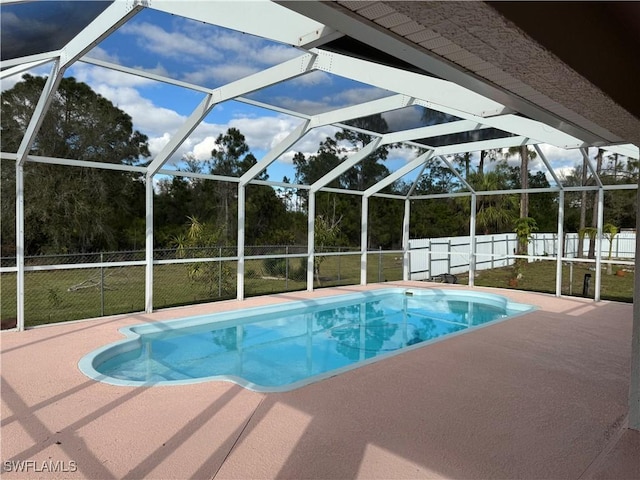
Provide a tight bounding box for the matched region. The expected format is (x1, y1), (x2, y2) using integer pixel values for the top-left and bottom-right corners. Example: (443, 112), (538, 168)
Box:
(0, 253), (404, 328)
(454, 259), (634, 302)
(1, 254), (630, 328)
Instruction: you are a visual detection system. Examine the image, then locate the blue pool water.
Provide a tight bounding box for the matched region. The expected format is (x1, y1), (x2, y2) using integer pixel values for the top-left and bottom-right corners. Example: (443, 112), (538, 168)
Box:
(79, 288), (534, 391)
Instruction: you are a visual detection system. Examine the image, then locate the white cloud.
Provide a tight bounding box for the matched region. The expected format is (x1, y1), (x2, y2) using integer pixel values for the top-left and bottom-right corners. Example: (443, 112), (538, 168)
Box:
(0, 64), (55, 92)
(86, 46), (121, 64)
(330, 87), (391, 106)
(118, 18), (301, 88)
(71, 63), (156, 89)
(382, 106), (423, 131)
(183, 64), (259, 85)
(388, 145), (420, 163)
(148, 132), (172, 157)
(120, 22), (223, 62)
(290, 71), (333, 87)
(192, 136), (217, 160)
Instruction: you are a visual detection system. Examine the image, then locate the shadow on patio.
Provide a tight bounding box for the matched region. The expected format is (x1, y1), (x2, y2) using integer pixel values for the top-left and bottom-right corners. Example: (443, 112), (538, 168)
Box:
(1, 284), (639, 479)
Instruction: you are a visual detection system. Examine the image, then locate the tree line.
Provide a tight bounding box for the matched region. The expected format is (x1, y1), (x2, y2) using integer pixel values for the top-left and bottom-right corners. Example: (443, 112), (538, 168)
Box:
(1, 75), (637, 258)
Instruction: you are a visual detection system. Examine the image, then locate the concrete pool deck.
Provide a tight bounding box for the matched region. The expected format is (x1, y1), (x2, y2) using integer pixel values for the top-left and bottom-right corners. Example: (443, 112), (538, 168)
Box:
(1, 281), (639, 479)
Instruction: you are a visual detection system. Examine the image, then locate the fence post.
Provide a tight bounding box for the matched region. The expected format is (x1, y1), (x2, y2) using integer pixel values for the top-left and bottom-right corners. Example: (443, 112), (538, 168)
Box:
(427, 243), (432, 279)
(100, 252), (105, 316)
(491, 236), (495, 269)
(338, 246), (341, 281)
(506, 234), (511, 266)
(378, 246), (383, 282)
(447, 239), (451, 273)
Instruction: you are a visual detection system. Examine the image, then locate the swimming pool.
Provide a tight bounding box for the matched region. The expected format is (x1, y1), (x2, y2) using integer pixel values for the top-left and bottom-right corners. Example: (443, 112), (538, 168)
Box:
(79, 288), (534, 391)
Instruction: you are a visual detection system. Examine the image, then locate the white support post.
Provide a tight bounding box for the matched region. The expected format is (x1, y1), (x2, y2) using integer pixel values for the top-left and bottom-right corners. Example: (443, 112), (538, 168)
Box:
(16, 61), (62, 166)
(629, 178), (640, 430)
(307, 192), (315, 291)
(556, 190), (564, 297)
(15, 163), (25, 331)
(594, 188), (604, 301)
(144, 173), (154, 313)
(361, 196), (369, 285)
(237, 185), (246, 300)
(402, 199), (411, 281)
(469, 194), (477, 287)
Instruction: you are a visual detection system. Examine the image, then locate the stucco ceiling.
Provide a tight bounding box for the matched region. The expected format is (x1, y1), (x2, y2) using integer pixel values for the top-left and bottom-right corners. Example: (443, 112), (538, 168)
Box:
(284, 1), (640, 149)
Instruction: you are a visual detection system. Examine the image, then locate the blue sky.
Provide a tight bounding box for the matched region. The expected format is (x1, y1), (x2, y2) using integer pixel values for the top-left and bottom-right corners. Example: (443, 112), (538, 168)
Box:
(1, 3), (589, 186)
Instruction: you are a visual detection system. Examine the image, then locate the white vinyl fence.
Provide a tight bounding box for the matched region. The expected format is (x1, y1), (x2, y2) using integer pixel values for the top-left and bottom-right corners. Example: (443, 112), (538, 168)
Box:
(409, 231), (636, 280)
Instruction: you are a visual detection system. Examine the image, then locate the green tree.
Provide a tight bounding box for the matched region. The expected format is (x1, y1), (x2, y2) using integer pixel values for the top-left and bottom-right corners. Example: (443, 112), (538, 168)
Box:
(0, 74), (150, 254)
(209, 128), (262, 243)
(467, 169), (518, 235)
(174, 216), (234, 297)
(513, 217), (538, 257)
(314, 214), (341, 285)
(603, 223), (619, 275)
(293, 119), (397, 248)
(505, 146), (537, 228)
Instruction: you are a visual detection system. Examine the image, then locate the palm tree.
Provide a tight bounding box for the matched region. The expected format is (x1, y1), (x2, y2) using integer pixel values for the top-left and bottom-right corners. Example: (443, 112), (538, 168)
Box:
(467, 171), (518, 235)
(505, 146), (537, 228)
(603, 223), (619, 274)
(513, 217), (538, 258)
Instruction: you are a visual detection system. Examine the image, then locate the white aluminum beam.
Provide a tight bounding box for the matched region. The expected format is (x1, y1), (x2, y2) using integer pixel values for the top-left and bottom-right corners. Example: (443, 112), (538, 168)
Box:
(556, 190), (564, 297)
(434, 136), (535, 157)
(147, 94), (216, 175)
(381, 120), (489, 146)
(0, 57), (56, 80)
(319, 186), (364, 196)
(307, 192), (316, 291)
(309, 94), (412, 129)
(15, 1), (144, 166)
(360, 196), (368, 285)
(364, 150), (433, 197)
(158, 169), (239, 183)
(412, 101), (587, 150)
(469, 194), (477, 287)
(280, 0), (610, 145)
(604, 144), (640, 160)
(147, 53), (317, 174)
(370, 192), (405, 200)
(144, 173), (154, 313)
(150, 1), (340, 48)
(16, 61), (62, 166)
(402, 199), (411, 281)
(594, 188), (604, 302)
(313, 49), (507, 118)
(437, 155), (475, 194)
(0, 50), (60, 71)
(237, 185), (246, 300)
(631, 180), (640, 430)
(410, 192), (472, 201)
(310, 138), (382, 193)
(236, 97), (312, 120)
(580, 148), (603, 188)
(239, 120), (310, 185)
(81, 56), (211, 94)
(59, 1), (144, 67)
(15, 163), (25, 331)
(18, 154), (146, 173)
(406, 162), (430, 199)
(534, 144), (563, 189)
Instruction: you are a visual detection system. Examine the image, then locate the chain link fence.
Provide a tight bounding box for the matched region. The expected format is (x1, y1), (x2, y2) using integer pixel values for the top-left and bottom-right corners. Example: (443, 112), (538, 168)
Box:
(1, 246), (403, 328)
